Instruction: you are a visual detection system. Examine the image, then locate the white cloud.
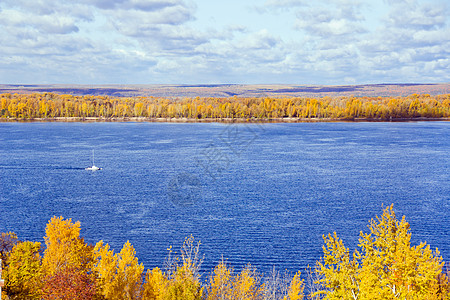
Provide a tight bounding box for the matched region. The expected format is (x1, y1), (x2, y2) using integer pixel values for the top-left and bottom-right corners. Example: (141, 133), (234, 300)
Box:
(261, 0), (306, 11)
(242, 29), (280, 49)
(108, 3), (195, 32)
(413, 28), (450, 45)
(81, 0), (186, 11)
(297, 18), (363, 36)
(294, 1), (366, 38)
(358, 0), (449, 76)
(0, 9), (79, 35)
(0, 0), (448, 84)
(386, 1), (447, 29)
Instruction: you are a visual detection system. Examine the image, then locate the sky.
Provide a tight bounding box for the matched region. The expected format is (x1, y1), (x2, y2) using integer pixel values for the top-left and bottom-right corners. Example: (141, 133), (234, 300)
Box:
(0, 0), (448, 85)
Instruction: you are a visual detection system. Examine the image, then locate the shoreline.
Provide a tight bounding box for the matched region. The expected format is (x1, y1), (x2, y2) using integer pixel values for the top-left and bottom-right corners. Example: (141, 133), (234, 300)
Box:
(1, 117), (449, 123)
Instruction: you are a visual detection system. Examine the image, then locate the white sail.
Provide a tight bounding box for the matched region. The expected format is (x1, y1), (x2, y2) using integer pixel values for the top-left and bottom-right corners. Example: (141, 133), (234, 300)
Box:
(85, 150), (101, 171)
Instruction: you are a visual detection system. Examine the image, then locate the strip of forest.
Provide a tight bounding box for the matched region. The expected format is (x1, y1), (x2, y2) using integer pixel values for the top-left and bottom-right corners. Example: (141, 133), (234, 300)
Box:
(1, 92), (449, 121)
(0, 206), (449, 299)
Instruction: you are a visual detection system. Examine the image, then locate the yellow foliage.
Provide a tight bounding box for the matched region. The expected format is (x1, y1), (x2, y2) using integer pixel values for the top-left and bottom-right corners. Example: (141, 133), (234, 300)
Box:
(1, 92), (450, 120)
(143, 267), (169, 300)
(165, 264), (204, 300)
(142, 262), (204, 300)
(3, 241), (42, 300)
(358, 205), (445, 299)
(313, 232), (360, 299)
(1, 212), (448, 300)
(207, 260), (233, 300)
(231, 264), (262, 300)
(42, 216), (92, 276)
(93, 240), (144, 300)
(284, 271), (304, 300)
(157, 236), (204, 300)
(0, 232), (19, 263)
(312, 205), (447, 300)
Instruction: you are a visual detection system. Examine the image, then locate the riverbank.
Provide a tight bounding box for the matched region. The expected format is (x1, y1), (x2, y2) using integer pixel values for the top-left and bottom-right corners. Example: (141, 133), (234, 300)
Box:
(1, 116), (449, 123)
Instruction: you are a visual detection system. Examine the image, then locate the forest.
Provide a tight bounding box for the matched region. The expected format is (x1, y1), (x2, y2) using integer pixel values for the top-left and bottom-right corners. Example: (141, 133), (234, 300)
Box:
(1, 92), (449, 121)
(0, 205), (449, 300)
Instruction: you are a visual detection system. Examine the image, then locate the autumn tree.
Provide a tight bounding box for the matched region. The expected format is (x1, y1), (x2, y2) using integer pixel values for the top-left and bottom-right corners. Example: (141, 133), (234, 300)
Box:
(1, 92), (450, 121)
(93, 240), (144, 300)
(143, 267), (170, 300)
(206, 260), (233, 300)
(0, 232), (19, 263)
(42, 216), (93, 276)
(3, 241), (42, 300)
(134, 102), (144, 117)
(207, 260), (303, 300)
(285, 271), (304, 300)
(312, 232), (360, 299)
(357, 205), (446, 299)
(143, 235), (204, 300)
(164, 235), (204, 300)
(42, 267), (96, 300)
(230, 264), (262, 300)
(312, 205), (448, 299)
(41, 216), (96, 299)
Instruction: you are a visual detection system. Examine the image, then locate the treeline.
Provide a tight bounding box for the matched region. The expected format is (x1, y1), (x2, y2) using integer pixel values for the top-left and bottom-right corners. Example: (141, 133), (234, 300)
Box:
(1, 92), (450, 120)
(0, 205), (449, 299)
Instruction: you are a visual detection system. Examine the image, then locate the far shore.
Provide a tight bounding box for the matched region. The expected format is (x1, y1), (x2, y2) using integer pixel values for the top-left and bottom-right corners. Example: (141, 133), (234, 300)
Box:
(1, 116), (449, 123)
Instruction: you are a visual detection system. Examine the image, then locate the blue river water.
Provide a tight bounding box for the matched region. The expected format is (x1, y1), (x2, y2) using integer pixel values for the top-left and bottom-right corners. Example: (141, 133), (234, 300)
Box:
(0, 121), (449, 277)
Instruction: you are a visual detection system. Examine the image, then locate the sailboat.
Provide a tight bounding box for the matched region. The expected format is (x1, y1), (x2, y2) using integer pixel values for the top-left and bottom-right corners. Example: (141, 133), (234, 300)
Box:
(85, 150), (102, 171)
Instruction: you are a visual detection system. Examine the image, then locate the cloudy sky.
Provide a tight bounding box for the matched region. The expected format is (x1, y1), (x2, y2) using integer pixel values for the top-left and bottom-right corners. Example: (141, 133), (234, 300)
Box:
(0, 0), (448, 84)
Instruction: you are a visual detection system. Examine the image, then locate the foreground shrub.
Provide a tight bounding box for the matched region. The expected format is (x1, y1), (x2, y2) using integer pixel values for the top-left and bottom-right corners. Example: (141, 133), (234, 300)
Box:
(0, 205), (448, 299)
(312, 205), (448, 299)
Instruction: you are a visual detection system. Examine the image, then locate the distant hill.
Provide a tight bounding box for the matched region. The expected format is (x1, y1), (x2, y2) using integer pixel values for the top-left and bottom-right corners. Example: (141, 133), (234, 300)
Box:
(0, 83), (449, 98)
